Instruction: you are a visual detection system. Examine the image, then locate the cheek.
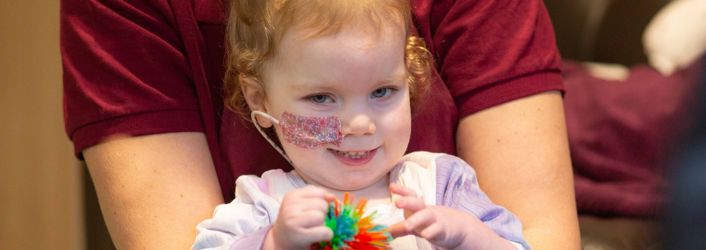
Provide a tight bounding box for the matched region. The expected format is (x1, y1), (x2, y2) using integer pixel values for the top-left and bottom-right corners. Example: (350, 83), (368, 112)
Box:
(395, 116), (412, 145)
(381, 103), (412, 150)
(279, 141), (314, 168)
(390, 111), (411, 134)
(394, 98), (413, 133)
(271, 126), (303, 160)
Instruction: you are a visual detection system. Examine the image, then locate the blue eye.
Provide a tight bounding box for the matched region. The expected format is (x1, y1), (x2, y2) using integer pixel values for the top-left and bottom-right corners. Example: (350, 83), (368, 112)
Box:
(371, 87), (395, 99)
(308, 94), (334, 104)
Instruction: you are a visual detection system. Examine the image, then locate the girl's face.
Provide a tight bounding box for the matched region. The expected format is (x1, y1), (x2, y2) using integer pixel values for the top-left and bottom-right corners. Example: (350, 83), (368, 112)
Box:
(256, 24), (411, 193)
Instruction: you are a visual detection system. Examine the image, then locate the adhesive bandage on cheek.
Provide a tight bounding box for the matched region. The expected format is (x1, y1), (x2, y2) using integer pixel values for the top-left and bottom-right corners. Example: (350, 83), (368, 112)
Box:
(279, 112), (343, 148)
(251, 111), (344, 162)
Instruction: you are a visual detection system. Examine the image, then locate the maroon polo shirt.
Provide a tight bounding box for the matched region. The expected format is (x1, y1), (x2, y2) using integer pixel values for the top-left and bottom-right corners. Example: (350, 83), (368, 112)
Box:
(61, 0), (563, 200)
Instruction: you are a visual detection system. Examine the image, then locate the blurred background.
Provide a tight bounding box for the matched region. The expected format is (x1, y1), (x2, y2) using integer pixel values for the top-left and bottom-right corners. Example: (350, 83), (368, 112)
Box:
(1, 0), (703, 249)
(0, 0), (84, 249)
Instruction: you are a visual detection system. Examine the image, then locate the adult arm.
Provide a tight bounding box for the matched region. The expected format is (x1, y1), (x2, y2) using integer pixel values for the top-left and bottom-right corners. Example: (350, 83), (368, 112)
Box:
(411, 0), (581, 247)
(456, 91), (580, 249)
(61, 1), (225, 248)
(84, 133), (223, 249)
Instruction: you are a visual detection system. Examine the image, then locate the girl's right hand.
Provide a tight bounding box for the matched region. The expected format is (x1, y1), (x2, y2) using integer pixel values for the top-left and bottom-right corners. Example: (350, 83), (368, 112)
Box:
(266, 185), (335, 250)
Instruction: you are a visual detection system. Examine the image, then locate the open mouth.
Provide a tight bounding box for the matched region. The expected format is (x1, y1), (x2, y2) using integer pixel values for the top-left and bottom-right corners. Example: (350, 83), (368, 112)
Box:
(328, 148), (378, 165)
(330, 149), (372, 159)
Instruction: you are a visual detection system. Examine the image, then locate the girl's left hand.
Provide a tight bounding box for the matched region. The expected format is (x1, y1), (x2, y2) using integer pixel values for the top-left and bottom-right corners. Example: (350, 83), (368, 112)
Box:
(387, 184), (514, 250)
(388, 183), (465, 249)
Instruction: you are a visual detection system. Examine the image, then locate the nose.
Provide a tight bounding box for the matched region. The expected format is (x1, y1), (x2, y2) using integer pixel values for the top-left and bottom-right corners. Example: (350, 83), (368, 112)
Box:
(341, 114), (376, 136)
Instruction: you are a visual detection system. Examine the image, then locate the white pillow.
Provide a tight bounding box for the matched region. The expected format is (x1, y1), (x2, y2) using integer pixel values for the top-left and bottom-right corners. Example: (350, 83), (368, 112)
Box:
(643, 0), (706, 76)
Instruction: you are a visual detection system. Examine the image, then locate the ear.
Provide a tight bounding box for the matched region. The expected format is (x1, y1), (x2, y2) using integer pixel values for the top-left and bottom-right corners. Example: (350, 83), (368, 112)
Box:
(240, 77), (274, 128)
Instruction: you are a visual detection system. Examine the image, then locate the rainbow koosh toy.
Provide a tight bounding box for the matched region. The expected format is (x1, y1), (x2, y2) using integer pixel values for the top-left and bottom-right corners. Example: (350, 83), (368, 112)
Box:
(311, 193), (392, 250)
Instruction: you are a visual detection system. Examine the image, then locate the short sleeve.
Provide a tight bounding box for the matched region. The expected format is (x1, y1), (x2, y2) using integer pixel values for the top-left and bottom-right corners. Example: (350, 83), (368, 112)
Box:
(61, 0), (203, 157)
(413, 0), (564, 117)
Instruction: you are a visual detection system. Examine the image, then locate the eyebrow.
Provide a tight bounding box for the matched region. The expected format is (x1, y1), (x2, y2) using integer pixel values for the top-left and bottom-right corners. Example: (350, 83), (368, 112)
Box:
(287, 80), (339, 93)
(288, 74), (407, 92)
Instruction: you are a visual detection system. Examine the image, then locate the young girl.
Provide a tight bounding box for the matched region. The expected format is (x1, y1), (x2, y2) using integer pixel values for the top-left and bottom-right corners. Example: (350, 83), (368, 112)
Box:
(193, 0), (528, 249)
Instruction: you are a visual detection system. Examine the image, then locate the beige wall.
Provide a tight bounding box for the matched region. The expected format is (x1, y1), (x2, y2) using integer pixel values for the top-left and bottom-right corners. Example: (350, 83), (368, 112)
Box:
(0, 0), (84, 249)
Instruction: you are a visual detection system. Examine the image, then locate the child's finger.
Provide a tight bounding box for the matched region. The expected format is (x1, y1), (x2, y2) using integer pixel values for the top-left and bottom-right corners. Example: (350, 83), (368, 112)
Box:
(389, 183), (418, 197)
(405, 209), (436, 235)
(395, 196), (426, 218)
(323, 192), (335, 202)
(418, 223), (446, 243)
(387, 221), (410, 238)
(279, 200), (327, 222)
(290, 210), (326, 228)
(288, 186), (334, 210)
(395, 196), (426, 210)
(295, 197), (329, 212)
(390, 183), (426, 218)
(301, 226), (334, 243)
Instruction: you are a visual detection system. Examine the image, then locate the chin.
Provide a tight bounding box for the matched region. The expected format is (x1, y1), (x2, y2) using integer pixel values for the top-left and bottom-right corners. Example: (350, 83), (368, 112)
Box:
(341, 173), (389, 191)
(327, 181), (368, 191)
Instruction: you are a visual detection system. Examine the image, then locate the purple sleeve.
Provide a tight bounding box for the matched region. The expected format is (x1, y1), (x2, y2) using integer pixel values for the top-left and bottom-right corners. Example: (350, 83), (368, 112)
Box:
(228, 226), (271, 250)
(435, 155), (530, 249)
